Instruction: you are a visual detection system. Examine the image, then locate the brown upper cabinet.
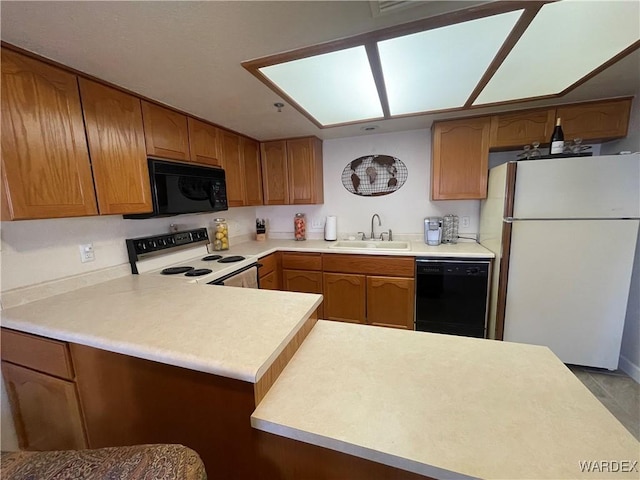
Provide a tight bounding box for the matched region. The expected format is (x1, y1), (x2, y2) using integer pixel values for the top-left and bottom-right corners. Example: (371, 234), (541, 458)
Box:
(432, 97), (633, 200)
(261, 137), (323, 205)
(489, 109), (556, 150)
(261, 140), (289, 204)
(219, 131), (264, 207)
(220, 130), (245, 207)
(141, 101), (190, 161)
(79, 79), (152, 215)
(188, 118), (223, 167)
(242, 137), (264, 206)
(557, 98), (631, 142)
(1, 48), (98, 220)
(431, 117), (490, 201)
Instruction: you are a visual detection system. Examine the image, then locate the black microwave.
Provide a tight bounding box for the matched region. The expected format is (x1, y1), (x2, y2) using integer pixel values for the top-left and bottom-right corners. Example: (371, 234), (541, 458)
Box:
(124, 159), (228, 219)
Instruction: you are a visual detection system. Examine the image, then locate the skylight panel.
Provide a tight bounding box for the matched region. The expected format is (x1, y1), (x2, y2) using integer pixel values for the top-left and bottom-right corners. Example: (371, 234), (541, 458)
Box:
(378, 10), (523, 115)
(474, 0), (640, 106)
(259, 46), (383, 126)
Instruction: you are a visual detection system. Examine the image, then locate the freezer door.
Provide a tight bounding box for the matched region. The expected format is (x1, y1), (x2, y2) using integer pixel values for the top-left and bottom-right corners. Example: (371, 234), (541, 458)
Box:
(512, 154), (640, 219)
(503, 219), (639, 369)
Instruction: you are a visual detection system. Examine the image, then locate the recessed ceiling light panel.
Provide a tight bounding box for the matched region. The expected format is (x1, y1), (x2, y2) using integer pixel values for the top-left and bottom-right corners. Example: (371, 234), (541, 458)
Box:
(259, 46), (383, 126)
(378, 10), (523, 115)
(474, 0), (640, 105)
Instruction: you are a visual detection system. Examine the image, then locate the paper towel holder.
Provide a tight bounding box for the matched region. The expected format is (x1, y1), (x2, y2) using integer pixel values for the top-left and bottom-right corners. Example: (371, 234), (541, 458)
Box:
(324, 215), (337, 241)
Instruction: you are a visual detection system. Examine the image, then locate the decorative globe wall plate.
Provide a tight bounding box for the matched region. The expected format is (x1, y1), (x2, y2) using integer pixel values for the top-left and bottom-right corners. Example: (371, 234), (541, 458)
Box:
(341, 155), (408, 196)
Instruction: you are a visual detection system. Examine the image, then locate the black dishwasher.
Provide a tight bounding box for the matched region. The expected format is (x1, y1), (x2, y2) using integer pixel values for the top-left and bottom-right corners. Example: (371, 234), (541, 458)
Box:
(415, 258), (490, 338)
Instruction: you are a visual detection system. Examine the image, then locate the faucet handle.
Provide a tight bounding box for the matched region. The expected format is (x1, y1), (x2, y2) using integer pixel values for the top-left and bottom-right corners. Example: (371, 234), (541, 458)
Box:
(380, 231), (389, 241)
(389, 229), (393, 241)
(357, 231), (366, 240)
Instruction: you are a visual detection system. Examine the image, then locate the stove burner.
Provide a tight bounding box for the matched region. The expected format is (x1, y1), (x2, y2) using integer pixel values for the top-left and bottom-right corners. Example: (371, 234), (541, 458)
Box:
(218, 256), (246, 263)
(202, 255), (223, 261)
(162, 266), (194, 275)
(185, 268), (213, 277)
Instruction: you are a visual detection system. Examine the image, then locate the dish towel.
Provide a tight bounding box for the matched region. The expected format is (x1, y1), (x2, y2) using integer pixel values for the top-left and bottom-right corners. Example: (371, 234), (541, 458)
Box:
(222, 266), (258, 288)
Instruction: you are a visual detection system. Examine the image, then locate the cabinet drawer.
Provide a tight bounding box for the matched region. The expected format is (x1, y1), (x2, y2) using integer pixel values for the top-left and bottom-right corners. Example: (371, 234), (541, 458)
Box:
(1, 329), (74, 380)
(281, 252), (322, 271)
(322, 254), (414, 277)
(258, 253), (278, 278)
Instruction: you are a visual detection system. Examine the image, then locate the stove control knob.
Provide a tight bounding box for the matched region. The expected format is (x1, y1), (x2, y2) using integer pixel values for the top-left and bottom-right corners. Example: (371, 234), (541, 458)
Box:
(136, 241), (146, 252)
(158, 238), (167, 247)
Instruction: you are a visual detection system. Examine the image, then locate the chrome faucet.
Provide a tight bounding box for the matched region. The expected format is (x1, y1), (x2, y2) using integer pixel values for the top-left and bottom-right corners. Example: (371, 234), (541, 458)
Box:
(370, 214), (381, 240)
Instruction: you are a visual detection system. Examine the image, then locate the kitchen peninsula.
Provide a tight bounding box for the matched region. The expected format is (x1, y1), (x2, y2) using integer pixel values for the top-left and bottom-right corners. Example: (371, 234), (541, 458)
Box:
(1, 240), (638, 479)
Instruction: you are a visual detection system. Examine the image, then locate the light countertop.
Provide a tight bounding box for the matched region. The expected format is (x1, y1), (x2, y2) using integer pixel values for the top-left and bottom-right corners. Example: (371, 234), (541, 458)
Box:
(252, 320), (639, 480)
(224, 238), (494, 259)
(0, 275), (321, 383)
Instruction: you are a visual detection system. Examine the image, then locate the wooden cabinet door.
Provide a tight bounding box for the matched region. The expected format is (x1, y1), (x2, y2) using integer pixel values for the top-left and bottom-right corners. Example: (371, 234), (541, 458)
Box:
(323, 273), (366, 324)
(221, 130), (245, 207)
(1, 49), (97, 220)
(283, 269), (323, 318)
(79, 79), (152, 215)
(260, 271), (279, 290)
(188, 117), (222, 166)
(141, 101), (190, 161)
(287, 137), (323, 204)
(261, 141), (289, 205)
(242, 137), (264, 205)
(2, 362), (87, 451)
(366, 276), (415, 329)
(431, 117), (490, 200)
(489, 109), (555, 149)
(556, 99), (631, 142)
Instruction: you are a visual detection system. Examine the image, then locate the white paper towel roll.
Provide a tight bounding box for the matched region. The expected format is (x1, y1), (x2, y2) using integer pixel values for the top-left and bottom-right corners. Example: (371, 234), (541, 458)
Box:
(324, 216), (337, 241)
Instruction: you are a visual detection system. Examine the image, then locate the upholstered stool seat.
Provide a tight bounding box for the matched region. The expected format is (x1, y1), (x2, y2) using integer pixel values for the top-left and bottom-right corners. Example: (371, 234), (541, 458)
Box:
(1, 444), (207, 480)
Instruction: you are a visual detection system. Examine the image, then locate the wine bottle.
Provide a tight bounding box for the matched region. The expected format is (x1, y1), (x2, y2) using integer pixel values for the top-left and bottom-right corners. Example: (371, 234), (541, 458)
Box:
(549, 118), (564, 155)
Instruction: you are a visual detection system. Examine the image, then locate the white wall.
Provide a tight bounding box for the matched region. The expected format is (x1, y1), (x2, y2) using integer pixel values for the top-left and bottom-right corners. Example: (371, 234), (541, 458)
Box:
(257, 129), (481, 239)
(601, 95), (640, 382)
(0, 207), (257, 293)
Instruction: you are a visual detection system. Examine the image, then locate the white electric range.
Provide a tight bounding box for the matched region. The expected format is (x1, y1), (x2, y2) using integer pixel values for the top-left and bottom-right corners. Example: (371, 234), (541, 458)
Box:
(126, 228), (259, 285)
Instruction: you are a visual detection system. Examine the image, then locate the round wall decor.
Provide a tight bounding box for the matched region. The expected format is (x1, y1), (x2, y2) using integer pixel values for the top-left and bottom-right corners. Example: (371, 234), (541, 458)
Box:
(341, 154), (408, 196)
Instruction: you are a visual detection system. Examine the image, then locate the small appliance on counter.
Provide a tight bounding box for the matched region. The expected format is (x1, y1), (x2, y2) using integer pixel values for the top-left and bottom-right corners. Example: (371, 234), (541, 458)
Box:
(424, 217), (442, 245)
(324, 215), (337, 241)
(442, 214), (459, 244)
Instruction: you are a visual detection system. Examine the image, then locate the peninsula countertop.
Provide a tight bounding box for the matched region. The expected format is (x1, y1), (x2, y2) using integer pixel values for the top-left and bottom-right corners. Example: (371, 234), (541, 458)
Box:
(252, 320), (639, 480)
(0, 275), (321, 383)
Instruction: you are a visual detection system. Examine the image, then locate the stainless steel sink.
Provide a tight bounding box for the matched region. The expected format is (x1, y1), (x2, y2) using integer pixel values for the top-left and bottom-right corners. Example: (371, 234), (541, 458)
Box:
(328, 240), (411, 251)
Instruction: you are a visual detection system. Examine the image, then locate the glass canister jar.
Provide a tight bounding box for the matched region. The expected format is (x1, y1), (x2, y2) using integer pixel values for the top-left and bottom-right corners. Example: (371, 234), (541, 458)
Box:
(294, 213), (306, 241)
(212, 218), (229, 250)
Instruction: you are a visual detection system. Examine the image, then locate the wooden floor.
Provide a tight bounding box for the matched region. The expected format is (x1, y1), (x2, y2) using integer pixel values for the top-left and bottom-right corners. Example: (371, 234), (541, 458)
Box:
(569, 365), (639, 440)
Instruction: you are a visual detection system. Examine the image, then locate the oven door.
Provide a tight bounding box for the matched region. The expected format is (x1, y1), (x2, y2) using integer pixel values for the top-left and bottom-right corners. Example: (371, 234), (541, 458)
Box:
(209, 264), (259, 288)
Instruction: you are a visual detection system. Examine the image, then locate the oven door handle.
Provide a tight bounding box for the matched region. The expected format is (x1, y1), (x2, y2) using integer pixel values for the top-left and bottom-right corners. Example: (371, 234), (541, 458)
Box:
(208, 262), (260, 285)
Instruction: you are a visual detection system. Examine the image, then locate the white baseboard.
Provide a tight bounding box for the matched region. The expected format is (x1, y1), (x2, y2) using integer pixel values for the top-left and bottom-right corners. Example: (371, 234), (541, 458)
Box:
(618, 354), (640, 384)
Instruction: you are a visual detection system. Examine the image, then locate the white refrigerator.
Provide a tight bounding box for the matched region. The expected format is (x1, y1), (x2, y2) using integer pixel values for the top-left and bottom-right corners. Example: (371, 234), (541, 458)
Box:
(479, 154), (639, 370)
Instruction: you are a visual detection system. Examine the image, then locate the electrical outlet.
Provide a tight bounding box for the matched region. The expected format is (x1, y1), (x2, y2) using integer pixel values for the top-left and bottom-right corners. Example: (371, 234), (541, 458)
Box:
(311, 217), (324, 229)
(79, 243), (95, 263)
(461, 216), (470, 228)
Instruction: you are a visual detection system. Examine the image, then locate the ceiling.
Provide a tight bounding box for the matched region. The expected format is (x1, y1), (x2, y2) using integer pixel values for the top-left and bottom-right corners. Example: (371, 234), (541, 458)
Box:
(2, 1), (639, 141)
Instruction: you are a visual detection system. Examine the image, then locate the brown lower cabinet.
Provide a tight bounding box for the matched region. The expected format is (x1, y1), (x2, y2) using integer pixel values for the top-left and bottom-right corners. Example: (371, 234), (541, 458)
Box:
(323, 273), (366, 324)
(282, 269), (324, 319)
(322, 254), (415, 329)
(1, 362), (87, 451)
(258, 252), (280, 290)
(1, 328), (424, 479)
